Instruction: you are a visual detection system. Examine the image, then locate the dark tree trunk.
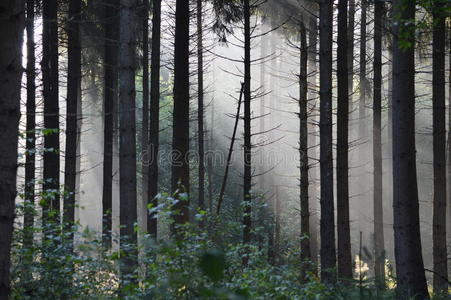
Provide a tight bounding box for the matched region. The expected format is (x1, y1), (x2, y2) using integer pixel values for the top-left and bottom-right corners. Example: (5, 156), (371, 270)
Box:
(42, 0), (60, 225)
(207, 101), (214, 212)
(0, 1), (25, 298)
(217, 84), (244, 214)
(299, 20), (311, 281)
(64, 0), (81, 250)
(336, 0), (352, 281)
(171, 0), (190, 232)
(242, 0), (252, 250)
(319, 0), (336, 283)
(373, 0), (385, 289)
(307, 11), (319, 268)
(141, 0), (149, 233)
(102, 0), (119, 249)
(448, 27), (451, 286)
(432, 0), (448, 293)
(358, 0), (367, 135)
(119, 0), (137, 277)
(197, 0), (205, 212)
(347, 0), (355, 101)
(147, 0), (161, 238)
(357, 0), (367, 251)
(392, 0), (429, 298)
(259, 25), (267, 195)
(24, 0), (36, 250)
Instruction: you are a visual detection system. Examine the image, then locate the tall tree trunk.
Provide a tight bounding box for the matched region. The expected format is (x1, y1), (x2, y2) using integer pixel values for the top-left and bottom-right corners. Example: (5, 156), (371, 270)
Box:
(42, 0), (60, 225)
(357, 0), (367, 249)
(102, 0), (119, 249)
(259, 24), (267, 195)
(207, 100), (214, 212)
(448, 28), (451, 285)
(141, 0), (149, 233)
(24, 0), (36, 250)
(267, 18), (277, 265)
(319, 0), (336, 283)
(148, 0), (161, 238)
(0, 1), (25, 298)
(172, 0), (190, 233)
(119, 0), (137, 277)
(347, 0), (355, 101)
(336, 0), (352, 281)
(373, 0), (385, 289)
(242, 0), (252, 251)
(392, 0), (428, 298)
(197, 0), (205, 212)
(307, 11), (319, 268)
(358, 0), (367, 141)
(64, 0), (81, 250)
(432, 0), (448, 293)
(299, 20), (311, 281)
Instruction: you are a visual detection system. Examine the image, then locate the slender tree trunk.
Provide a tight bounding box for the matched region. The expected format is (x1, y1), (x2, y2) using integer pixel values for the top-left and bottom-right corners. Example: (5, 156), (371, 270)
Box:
(357, 0), (367, 248)
(102, 0), (119, 249)
(373, 0), (385, 289)
(358, 0), (367, 140)
(307, 11), (319, 268)
(432, 0), (448, 293)
(0, 1), (25, 298)
(217, 84), (244, 214)
(319, 0), (336, 283)
(242, 0), (252, 251)
(207, 100), (214, 212)
(42, 0), (60, 225)
(138, 0), (150, 236)
(299, 20), (311, 281)
(197, 0), (205, 212)
(148, 0), (161, 238)
(171, 0), (190, 232)
(267, 19), (277, 265)
(347, 0), (355, 102)
(141, 0), (149, 234)
(24, 0), (36, 250)
(392, 0), (428, 298)
(448, 28), (451, 285)
(64, 0), (81, 250)
(274, 187), (281, 264)
(337, 0), (352, 281)
(259, 24), (267, 194)
(119, 0), (137, 277)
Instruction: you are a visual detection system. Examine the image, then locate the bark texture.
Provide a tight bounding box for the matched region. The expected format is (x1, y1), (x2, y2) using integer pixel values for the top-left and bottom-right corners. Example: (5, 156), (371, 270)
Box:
(42, 0), (60, 224)
(102, 0), (119, 249)
(0, 1), (25, 298)
(24, 0), (36, 250)
(242, 0), (252, 250)
(319, 0), (336, 283)
(64, 0), (82, 249)
(373, 0), (385, 290)
(147, 0), (161, 238)
(432, 0), (448, 293)
(119, 0), (138, 276)
(299, 20), (311, 281)
(172, 0), (191, 232)
(336, 0), (352, 281)
(392, 0), (429, 298)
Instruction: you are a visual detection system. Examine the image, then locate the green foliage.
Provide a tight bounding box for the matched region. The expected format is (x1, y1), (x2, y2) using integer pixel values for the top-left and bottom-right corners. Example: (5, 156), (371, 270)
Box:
(11, 193), (442, 299)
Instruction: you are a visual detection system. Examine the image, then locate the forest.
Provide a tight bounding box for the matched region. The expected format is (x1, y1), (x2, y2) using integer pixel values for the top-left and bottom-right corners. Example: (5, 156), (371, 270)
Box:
(0, 0), (450, 299)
